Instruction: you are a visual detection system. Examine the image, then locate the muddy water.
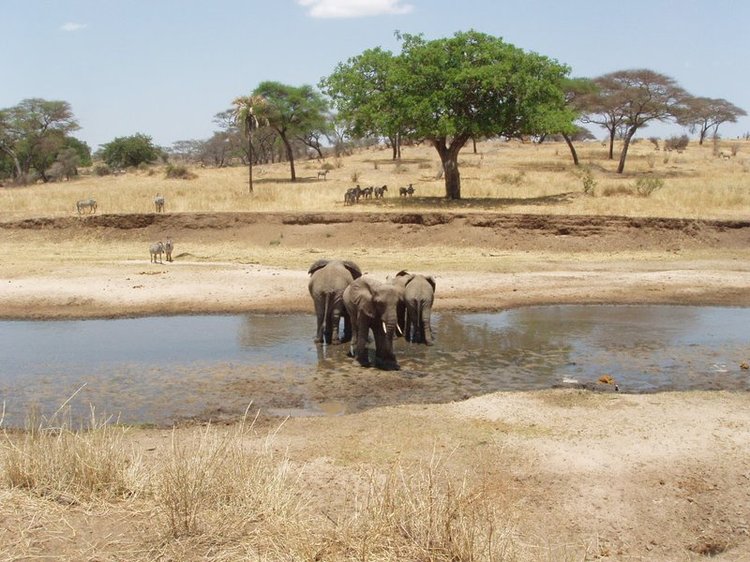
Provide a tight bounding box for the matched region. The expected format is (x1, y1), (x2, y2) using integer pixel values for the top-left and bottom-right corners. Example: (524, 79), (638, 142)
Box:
(0, 306), (748, 427)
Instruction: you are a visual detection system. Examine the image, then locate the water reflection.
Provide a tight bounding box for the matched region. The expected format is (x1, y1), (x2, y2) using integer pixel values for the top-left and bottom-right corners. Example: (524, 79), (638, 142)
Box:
(0, 306), (747, 427)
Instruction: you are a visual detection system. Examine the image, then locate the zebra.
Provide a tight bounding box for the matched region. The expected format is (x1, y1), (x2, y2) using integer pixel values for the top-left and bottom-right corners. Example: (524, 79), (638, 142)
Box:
(150, 241), (165, 263)
(374, 185), (388, 198)
(164, 238), (174, 262)
(76, 198), (97, 214)
(361, 186), (374, 199)
(154, 194), (165, 213)
(399, 183), (415, 197)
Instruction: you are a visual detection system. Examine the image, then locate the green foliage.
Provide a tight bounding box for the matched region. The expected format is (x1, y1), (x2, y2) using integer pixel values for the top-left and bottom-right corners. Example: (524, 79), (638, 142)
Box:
(323, 30), (572, 199)
(0, 98), (80, 183)
(635, 177), (665, 197)
(99, 133), (159, 169)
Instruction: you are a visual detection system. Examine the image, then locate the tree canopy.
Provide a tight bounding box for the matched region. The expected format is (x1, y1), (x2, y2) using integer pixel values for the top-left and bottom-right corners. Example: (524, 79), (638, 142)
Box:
(677, 96), (747, 145)
(0, 98), (82, 183)
(323, 30), (573, 199)
(99, 133), (161, 169)
(580, 69), (689, 173)
(250, 82), (328, 182)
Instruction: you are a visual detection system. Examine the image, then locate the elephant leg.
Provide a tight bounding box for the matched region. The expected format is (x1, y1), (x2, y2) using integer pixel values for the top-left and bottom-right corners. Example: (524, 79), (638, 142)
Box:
(373, 328), (400, 371)
(313, 299), (326, 343)
(353, 320), (371, 367)
(422, 304), (435, 345)
(330, 306), (342, 344)
(340, 311), (352, 344)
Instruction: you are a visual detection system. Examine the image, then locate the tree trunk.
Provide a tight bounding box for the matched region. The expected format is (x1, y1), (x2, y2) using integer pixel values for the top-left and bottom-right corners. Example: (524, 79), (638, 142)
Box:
(247, 134), (254, 193)
(280, 133), (296, 181)
(433, 134), (469, 200)
(608, 128), (616, 160)
(0, 146), (23, 182)
(617, 127), (637, 173)
(562, 132), (580, 166)
(472, 137), (477, 153)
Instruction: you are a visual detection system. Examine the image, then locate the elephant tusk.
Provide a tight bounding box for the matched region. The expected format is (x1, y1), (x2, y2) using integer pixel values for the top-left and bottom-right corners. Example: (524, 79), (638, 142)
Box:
(382, 321), (387, 334)
(396, 323), (403, 336)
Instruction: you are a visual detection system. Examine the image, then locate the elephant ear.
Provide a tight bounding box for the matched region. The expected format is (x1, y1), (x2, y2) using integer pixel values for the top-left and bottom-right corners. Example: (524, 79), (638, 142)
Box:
(343, 260), (363, 279)
(307, 258), (330, 276)
(425, 275), (436, 292)
(395, 270), (409, 278)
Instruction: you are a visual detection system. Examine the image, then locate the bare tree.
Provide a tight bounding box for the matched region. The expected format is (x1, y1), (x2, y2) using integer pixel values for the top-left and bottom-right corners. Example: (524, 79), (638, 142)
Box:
(677, 97), (747, 145)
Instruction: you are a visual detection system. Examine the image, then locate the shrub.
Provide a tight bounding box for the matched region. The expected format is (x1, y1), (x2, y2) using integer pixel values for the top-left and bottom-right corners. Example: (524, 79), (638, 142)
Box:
(351, 170), (360, 183)
(635, 177), (665, 197)
(496, 170), (525, 186)
(575, 166), (597, 195)
(165, 164), (196, 180)
(664, 135), (689, 152)
(93, 164), (111, 176)
(321, 161), (335, 171)
(648, 137), (660, 149)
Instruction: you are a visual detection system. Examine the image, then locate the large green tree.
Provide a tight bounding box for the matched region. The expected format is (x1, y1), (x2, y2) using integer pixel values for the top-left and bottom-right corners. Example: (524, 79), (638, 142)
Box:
(251, 82), (328, 182)
(0, 98), (80, 183)
(323, 31), (573, 199)
(99, 133), (160, 169)
(321, 47), (406, 159)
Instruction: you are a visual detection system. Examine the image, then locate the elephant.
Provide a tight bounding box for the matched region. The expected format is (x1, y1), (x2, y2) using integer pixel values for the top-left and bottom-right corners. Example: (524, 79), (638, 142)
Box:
(343, 276), (405, 370)
(394, 270), (436, 345)
(308, 258), (362, 345)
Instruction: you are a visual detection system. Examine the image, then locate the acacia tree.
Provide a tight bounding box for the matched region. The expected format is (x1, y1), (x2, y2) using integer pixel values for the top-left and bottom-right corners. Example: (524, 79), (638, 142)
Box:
(0, 98), (80, 183)
(323, 31), (573, 199)
(581, 69), (689, 173)
(250, 82), (328, 182)
(99, 133), (160, 169)
(678, 97), (746, 144)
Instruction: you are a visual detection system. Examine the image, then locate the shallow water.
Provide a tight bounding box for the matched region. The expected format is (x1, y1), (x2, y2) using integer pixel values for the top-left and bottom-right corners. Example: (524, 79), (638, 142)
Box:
(0, 306), (748, 427)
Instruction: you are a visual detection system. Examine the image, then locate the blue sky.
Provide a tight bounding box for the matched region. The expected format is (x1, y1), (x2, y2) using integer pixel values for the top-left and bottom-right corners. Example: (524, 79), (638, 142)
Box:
(3, 0), (749, 150)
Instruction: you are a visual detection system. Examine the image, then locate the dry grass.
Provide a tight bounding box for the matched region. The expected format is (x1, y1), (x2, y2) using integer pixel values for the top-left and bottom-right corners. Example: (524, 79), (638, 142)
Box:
(0, 407), (533, 560)
(1, 138), (749, 221)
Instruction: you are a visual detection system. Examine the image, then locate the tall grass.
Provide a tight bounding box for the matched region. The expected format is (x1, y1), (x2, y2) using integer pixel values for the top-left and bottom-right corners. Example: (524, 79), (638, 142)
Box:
(1, 407), (142, 503)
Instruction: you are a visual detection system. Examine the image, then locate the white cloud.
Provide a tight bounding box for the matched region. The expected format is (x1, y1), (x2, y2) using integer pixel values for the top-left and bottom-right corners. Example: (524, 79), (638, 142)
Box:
(60, 22), (87, 32)
(298, 0), (414, 18)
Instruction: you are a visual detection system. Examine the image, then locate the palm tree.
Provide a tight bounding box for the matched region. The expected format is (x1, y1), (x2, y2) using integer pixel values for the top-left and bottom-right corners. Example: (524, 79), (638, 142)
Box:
(232, 95), (266, 193)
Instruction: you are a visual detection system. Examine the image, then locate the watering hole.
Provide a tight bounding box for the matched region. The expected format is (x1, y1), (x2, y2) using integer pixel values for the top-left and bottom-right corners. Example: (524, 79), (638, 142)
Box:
(0, 305), (748, 427)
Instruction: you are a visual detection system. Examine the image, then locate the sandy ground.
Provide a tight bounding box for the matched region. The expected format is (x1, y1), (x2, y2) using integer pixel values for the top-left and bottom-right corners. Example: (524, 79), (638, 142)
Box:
(1, 211), (750, 560)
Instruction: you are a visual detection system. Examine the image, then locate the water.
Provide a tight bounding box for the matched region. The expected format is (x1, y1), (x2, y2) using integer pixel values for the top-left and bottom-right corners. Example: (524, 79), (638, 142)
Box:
(0, 306), (748, 427)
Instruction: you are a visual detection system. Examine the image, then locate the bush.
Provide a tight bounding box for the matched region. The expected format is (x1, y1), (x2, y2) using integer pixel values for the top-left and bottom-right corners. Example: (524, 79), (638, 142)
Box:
(165, 164), (196, 180)
(635, 177), (665, 197)
(664, 135), (689, 152)
(575, 166), (596, 195)
(93, 164), (111, 176)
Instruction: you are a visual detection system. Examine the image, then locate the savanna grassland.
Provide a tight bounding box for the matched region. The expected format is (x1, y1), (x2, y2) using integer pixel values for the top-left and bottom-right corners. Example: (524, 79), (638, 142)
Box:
(1, 138), (750, 561)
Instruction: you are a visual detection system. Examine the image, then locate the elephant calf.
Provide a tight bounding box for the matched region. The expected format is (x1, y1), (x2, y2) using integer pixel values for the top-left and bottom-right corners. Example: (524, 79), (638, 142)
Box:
(343, 276), (405, 370)
(308, 258), (362, 345)
(395, 270), (436, 345)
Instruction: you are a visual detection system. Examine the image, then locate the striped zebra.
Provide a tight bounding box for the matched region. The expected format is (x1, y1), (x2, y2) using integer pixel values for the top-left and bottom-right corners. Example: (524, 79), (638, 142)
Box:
(164, 238), (174, 262)
(149, 241), (165, 263)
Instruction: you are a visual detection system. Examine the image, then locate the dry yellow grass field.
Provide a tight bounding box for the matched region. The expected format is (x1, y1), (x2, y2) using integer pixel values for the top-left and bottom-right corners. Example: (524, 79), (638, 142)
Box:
(1, 138), (749, 220)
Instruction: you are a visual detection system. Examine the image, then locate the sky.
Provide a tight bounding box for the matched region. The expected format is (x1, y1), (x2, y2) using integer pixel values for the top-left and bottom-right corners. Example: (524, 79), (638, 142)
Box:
(3, 0), (749, 151)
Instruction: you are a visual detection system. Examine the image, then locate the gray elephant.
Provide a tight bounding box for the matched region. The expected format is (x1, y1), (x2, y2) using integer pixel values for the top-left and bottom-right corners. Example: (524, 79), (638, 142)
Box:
(395, 270), (436, 345)
(308, 258), (362, 345)
(343, 276), (405, 370)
